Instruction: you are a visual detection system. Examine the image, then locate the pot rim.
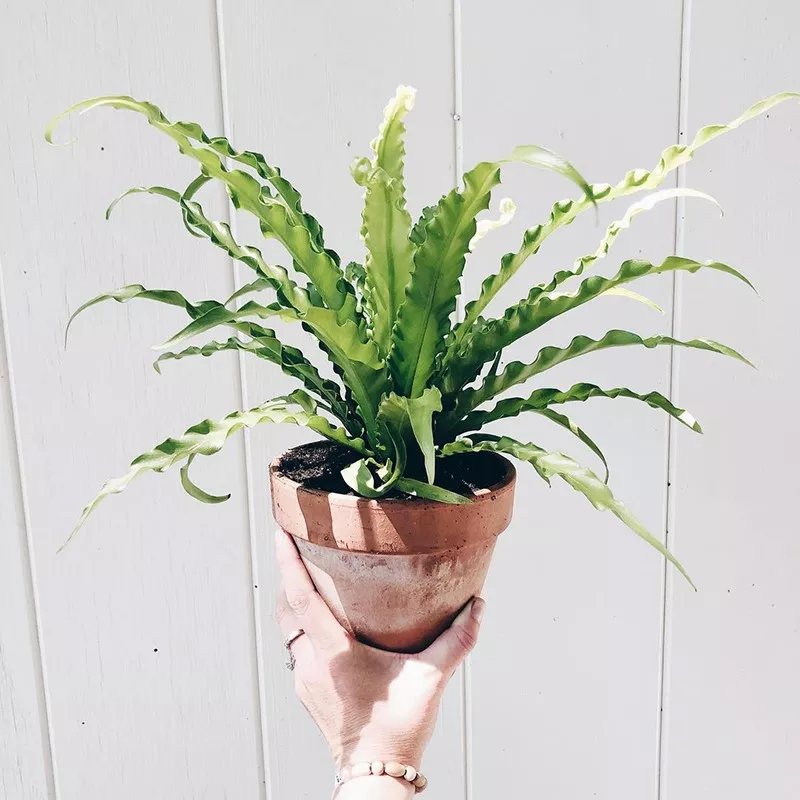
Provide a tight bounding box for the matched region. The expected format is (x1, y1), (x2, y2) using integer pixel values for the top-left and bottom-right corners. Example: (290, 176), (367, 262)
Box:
(270, 445), (516, 508)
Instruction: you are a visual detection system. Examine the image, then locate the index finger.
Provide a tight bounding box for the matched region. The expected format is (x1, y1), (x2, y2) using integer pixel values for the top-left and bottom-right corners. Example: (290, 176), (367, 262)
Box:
(274, 529), (341, 641)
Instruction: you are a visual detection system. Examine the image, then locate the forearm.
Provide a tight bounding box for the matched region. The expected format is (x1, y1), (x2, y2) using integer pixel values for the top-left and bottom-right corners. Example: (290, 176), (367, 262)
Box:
(334, 775), (415, 800)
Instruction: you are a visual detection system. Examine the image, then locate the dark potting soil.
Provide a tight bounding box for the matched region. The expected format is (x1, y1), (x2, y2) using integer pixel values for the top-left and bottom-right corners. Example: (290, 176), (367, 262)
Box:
(275, 440), (507, 499)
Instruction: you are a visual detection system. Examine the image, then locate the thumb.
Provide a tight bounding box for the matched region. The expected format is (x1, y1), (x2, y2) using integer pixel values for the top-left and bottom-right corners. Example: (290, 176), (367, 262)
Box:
(423, 597), (486, 674)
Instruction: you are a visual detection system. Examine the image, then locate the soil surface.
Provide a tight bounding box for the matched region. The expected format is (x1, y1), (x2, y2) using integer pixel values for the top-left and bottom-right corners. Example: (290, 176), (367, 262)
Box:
(274, 440), (508, 498)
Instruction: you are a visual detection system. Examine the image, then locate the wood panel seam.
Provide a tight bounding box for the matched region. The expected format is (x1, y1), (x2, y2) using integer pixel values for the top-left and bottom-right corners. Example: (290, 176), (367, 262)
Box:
(211, 0), (272, 796)
(656, 1), (693, 798)
(452, 2), (471, 800)
(0, 252), (59, 798)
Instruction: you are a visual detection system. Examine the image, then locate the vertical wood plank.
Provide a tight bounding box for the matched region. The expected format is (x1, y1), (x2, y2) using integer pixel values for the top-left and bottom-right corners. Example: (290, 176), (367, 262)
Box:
(218, 1), (462, 796)
(0, 1), (264, 797)
(661, 3), (800, 798)
(0, 270), (53, 800)
(460, 2), (684, 797)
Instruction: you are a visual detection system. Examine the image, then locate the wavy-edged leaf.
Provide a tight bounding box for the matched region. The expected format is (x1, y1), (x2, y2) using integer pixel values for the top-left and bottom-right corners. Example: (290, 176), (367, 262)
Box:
(504, 144), (594, 202)
(63, 391), (369, 549)
(526, 407), (609, 482)
(548, 194), (723, 319)
(389, 140), (592, 398)
(453, 93), (798, 349)
(410, 203), (438, 245)
(524, 189), (721, 304)
(453, 382), (702, 444)
(65, 284), (218, 346)
(378, 387), (442, 483)
(371, 85), (416, 185)
(225, 277), (273, 307)
(442, 435), (694, 588)
(345, 261), (367, 300)
(106, 177), (312, 315)
(106, 184), (180, 219)
(579, 188), (719, 273)
(47, 96), (359, 321)
(100, 179), (387, 437)
(153, 330), (351, 426)
(542, 286), (664, 312)
(359, 167), (416, 354)
(601, 286), (663, 313)
(88, 101), (330, 251)
(447, 329), (751, 422)
(352, 87), (418, 355)
(180, 454), (230, 504)
(341, 424), (406, 499)
(388, 161), (502, 396)
(105, 177), (212, 239)
(444, 255), (755, 394)
(154, 337), (257, 373)
(469, 197), (516, 251)
(155, 299), (296, 349)
(394, 477), (471, 504)
(174, 198), (387, 433)
(171, 197), (390, 434)
(68, 276), (353, 427)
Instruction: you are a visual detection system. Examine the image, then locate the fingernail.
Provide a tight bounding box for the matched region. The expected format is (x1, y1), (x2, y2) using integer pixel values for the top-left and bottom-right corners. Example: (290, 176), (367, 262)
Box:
(471, 597), (486, 623)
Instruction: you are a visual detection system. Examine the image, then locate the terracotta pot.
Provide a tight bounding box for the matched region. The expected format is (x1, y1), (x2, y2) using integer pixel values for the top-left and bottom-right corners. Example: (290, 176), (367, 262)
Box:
(269, 448), (516, 652)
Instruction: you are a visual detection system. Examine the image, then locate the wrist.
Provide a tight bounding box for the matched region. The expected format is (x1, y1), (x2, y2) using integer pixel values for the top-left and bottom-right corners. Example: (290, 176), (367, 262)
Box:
(335, 760), (427, 797)
(334, 730), (426, 769)
(335, 775), (415, 799)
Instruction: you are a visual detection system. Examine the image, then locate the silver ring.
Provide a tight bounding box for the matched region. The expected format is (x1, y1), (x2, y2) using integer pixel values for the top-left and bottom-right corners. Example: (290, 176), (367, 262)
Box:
(283, 628), (305, 671)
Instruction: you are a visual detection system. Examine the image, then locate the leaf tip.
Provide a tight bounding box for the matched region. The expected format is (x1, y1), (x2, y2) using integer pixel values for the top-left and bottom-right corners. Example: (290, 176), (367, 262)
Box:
(349, 156), (372, 186)
(394, 85), (417, 112)
(57, 516), (85, 553)
(44, 119), (77, 147)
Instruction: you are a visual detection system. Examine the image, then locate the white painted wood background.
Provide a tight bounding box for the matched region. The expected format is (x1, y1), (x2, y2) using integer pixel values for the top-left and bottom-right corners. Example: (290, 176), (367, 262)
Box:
(1, 0), (798, 797)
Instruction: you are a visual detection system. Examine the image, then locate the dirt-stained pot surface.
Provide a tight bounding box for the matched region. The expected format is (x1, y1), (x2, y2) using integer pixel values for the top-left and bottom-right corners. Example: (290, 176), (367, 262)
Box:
(270, 441), (516, 652)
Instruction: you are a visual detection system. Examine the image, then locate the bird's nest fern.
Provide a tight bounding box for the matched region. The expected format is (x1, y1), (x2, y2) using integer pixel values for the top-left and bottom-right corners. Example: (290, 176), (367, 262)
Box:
(47, 88), (799, 583)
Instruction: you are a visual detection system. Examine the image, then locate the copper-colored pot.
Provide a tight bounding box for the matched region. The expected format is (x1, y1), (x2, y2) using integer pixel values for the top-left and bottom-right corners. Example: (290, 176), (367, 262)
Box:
(269, 448), (516, 652)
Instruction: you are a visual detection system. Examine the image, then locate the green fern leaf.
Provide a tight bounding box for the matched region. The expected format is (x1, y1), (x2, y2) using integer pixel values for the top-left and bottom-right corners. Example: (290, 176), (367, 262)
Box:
(153, 330), (351, 427)
(64, 391), (369, 548)
(101, 178), (388, 437)
(444, 256), (754, 394)
(65, 283), (215, 346)
(446, 330), (750, 423)
(442, 435), (694, 588)
(180, 453), (231, 504)
(378, 387), (442, 483)
(394, 477), (470, 504)
(453, 92), (798, 350)
(453, 382), (702, 442)
(47, 96), (358, 319)
(359, 167), (416, 353)
(388, 162), (502, 397)
(351, 87), (418, 355)
(528, 407), (610, 482)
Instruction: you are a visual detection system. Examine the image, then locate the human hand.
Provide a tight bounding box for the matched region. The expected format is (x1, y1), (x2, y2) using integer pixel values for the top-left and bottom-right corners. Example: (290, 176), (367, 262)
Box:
(274, 529), (485, 795)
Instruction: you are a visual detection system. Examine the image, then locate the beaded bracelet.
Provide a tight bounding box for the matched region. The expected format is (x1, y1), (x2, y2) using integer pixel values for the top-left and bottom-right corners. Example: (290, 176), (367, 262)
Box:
(335, 760), (428, 793)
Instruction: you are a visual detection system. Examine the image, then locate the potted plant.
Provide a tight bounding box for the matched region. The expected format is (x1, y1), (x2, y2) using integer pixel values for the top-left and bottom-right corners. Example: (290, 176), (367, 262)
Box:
(48, 87), (797, 652)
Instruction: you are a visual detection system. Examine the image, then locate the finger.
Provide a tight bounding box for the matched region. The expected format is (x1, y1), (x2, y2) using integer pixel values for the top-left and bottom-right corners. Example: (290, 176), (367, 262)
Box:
(275, 585), (297, 637)
(274, 529), (342, 641)
(276, 589), (316, 665)
(421, 597), (485, 674)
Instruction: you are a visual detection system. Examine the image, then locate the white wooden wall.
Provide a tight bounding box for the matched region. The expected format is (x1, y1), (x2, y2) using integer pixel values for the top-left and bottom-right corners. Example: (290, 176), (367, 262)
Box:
(1, 1), (798, 798)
